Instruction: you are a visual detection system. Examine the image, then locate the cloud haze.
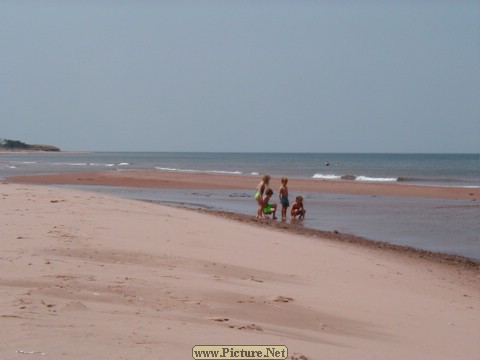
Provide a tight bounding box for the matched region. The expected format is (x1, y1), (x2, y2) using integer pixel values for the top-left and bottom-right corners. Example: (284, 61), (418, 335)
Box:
(1, 1), (479, 152)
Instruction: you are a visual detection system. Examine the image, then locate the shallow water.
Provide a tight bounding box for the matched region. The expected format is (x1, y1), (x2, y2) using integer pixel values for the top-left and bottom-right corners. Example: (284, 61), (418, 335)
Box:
(54, 185), (480, 260)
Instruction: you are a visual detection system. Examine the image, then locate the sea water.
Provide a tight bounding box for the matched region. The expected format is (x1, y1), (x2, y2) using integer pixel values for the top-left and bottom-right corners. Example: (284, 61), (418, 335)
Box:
(1, 152), (479, 187)
(1, 152), (479, 259)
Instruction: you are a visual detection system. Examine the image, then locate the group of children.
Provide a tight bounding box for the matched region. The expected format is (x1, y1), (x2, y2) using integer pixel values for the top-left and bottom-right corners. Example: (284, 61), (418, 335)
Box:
(255, 175), (306, 220)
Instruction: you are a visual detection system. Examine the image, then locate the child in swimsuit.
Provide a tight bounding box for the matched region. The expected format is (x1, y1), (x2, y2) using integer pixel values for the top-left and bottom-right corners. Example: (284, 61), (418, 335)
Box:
(279, 177), (289, 220)
(255, 175), (271, 219)
(291, 195), (306, 219)
(262, 188), (278, 220)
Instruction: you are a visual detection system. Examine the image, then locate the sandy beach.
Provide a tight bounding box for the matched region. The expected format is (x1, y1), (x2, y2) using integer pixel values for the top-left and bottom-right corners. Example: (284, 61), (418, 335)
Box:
(1, 181), (479, 359)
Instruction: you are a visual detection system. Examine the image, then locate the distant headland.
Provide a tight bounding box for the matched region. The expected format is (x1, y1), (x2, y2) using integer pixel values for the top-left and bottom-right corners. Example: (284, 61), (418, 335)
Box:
(0, 139), (60, 152)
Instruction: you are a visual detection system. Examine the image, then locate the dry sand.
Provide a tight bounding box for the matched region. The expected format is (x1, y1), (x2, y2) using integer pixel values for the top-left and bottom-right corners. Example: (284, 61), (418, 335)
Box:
(1, 183), (479, 359)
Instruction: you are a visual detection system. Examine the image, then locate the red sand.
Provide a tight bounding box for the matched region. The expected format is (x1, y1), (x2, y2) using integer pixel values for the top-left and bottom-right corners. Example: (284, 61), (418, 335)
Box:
(0, 183), (479, 359)
(7, 170), (480, 200)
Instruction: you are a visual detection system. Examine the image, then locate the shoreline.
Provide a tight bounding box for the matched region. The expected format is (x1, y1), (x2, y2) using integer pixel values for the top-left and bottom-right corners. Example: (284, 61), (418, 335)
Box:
(188, 205), (480, 270)
(0, 150), (91, 154)
(6, 171), (480, 265)
(6, 170), (480, 200)
(1, 183), (478, 359)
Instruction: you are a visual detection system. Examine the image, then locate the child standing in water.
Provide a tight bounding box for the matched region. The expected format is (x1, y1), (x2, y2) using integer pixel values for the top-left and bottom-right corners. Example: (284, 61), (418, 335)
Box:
(291, 195), (306, 219)
(279, 177), (289, 220)
(255, 175), (271, 219)
(262, 188), (278, 219)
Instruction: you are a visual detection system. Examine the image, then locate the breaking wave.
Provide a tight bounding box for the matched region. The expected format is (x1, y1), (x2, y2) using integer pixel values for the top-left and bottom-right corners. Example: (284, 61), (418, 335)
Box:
(313, 173), (398, 183)
(312, 174), (342, 180)
(155, 167), (242, 175)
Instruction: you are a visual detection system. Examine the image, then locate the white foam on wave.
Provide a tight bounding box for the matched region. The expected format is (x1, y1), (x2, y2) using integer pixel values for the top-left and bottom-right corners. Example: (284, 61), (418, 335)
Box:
(155, 167), (241, 175)
(88, 163), (109, 166)
(118, 163), (130, 166)
(50, 162), (88, 167)
(355, 176), (398, 182)
(313, 173), (398, 183)
(64, 162), (117, 167)
(209, 170), (242, 175)
(312, 174), (342, 180)
(155, 167), (178, 171)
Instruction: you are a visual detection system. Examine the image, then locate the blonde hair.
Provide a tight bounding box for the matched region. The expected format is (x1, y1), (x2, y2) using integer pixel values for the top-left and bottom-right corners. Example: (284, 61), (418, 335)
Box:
(296, 195), (303, 202)
(281, 177), (288, 184)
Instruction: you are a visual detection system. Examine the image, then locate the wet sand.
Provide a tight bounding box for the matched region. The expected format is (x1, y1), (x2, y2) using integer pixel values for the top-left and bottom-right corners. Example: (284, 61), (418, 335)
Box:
(7, 170), (480, 200)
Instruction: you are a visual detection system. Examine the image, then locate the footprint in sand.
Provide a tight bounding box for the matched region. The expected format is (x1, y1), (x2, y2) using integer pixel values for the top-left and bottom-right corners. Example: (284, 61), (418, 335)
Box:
(213, 319), (263, 332)
(212, 318), (229, 322)
(41, 299), (56, 308)
(273, 296), (294, 303)
(229, 324), (263, 332)
(237, 298), (256, 304)
(62, 301), (88, 311)
(290, 354), (309, 360)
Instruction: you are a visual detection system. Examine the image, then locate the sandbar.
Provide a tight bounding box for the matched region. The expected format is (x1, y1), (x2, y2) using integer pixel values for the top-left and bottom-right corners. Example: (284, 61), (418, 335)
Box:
(7, 170), (480, 200)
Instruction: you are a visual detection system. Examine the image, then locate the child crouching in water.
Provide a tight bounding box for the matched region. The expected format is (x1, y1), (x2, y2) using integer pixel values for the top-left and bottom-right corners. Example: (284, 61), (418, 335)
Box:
(291, 195), (306, 219)
(262, 188), (278, 220)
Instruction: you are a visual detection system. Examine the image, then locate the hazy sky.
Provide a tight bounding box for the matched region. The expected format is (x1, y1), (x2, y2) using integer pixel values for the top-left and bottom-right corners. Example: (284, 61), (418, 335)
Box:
(1, 1), (479, 152)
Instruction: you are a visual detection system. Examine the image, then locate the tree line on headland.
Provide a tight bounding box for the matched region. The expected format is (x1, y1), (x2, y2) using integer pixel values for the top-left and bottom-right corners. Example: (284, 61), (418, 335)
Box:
(0, 138), (60, 152)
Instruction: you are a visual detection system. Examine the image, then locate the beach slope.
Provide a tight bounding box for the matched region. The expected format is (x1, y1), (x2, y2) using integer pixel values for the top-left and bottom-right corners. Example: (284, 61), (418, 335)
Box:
(0, 184), (478, 359)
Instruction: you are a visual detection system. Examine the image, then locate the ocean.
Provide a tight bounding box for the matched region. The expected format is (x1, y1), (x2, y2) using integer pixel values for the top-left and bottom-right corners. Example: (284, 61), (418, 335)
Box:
(1, 152), (479, 187)
(1, 152), (479, 259)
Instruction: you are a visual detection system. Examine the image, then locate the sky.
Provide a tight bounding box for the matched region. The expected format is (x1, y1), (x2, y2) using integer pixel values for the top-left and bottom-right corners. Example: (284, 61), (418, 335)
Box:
(1, 1), (479, 153)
